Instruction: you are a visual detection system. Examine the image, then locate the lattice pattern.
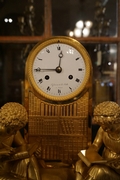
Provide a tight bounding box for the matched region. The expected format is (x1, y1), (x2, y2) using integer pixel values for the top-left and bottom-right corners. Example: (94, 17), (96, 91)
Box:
(28, 91), (89, 117)
(29, 117), (88, 135)
(28, 91), (90, 160)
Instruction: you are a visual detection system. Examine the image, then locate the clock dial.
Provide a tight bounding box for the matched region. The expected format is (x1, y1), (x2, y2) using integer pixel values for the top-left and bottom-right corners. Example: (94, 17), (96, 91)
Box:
(33, 44), (85, 95)
(27, 36), (91, 102)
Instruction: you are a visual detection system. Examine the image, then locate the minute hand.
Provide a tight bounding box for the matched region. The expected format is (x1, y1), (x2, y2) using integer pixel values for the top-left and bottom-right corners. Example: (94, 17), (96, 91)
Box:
(39, 68), (56, 72)
(34, 67), (56, 72)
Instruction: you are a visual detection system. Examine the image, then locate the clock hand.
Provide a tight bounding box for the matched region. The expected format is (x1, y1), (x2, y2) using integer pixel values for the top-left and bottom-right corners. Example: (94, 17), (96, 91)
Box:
(34, 67), (56, 72)
(58, 51), (63, 58)
(34, 67), (62, 73)
(41, 69), (56, 71)
(58, 51), (63, 67)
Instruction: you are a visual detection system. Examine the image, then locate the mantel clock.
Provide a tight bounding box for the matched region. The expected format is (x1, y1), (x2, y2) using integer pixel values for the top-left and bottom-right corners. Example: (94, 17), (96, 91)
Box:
(24, 36), (92, 161)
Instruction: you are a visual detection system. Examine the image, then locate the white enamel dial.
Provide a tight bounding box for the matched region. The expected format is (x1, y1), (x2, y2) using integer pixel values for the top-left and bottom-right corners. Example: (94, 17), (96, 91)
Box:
(27, 37), (91, 102)
(33, 43), (85, 95)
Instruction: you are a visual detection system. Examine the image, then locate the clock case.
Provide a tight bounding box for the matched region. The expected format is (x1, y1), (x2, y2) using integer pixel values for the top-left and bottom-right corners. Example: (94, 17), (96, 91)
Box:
(24, 36), (93, 161)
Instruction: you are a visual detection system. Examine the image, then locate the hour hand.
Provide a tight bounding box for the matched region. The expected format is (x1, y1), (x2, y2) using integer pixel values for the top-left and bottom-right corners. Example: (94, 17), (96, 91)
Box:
(58, 51), (63, 58)
(34, 67), (56, 72)
(58, 51), (63, 67)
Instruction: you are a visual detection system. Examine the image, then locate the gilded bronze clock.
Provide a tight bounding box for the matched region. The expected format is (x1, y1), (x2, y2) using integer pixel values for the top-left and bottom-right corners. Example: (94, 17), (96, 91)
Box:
(24, 36), (92, 161)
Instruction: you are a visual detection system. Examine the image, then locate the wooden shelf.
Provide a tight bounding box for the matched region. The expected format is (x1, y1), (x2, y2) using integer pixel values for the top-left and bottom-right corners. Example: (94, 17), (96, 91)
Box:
(0, 36), (119, 44)
(0, 36), (44, 43)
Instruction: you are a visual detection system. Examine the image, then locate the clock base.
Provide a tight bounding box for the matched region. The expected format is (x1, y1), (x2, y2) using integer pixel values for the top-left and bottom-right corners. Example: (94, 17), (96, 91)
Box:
(26, 91), (91, 161)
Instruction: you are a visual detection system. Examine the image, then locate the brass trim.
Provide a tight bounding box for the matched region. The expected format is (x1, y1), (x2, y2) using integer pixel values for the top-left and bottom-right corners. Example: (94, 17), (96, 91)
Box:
(26, 36), (92, 103)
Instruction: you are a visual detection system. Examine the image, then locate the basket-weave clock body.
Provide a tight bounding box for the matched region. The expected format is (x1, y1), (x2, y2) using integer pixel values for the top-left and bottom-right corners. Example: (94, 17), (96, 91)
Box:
(24, 36), (92, 161)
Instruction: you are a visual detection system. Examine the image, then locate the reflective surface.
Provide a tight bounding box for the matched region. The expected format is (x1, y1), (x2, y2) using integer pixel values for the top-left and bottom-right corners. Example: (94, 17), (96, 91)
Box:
(52, 0), (117, 37)
(0, 0), (44, 36)
(0, 0), (117, 37)
(85, 43), (117, 106)
(0, 43), (34, 105)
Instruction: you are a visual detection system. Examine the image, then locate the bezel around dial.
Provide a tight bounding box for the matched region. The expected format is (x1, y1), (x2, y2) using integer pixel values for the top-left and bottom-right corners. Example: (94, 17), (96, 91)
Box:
(26, 36), (92, 103)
